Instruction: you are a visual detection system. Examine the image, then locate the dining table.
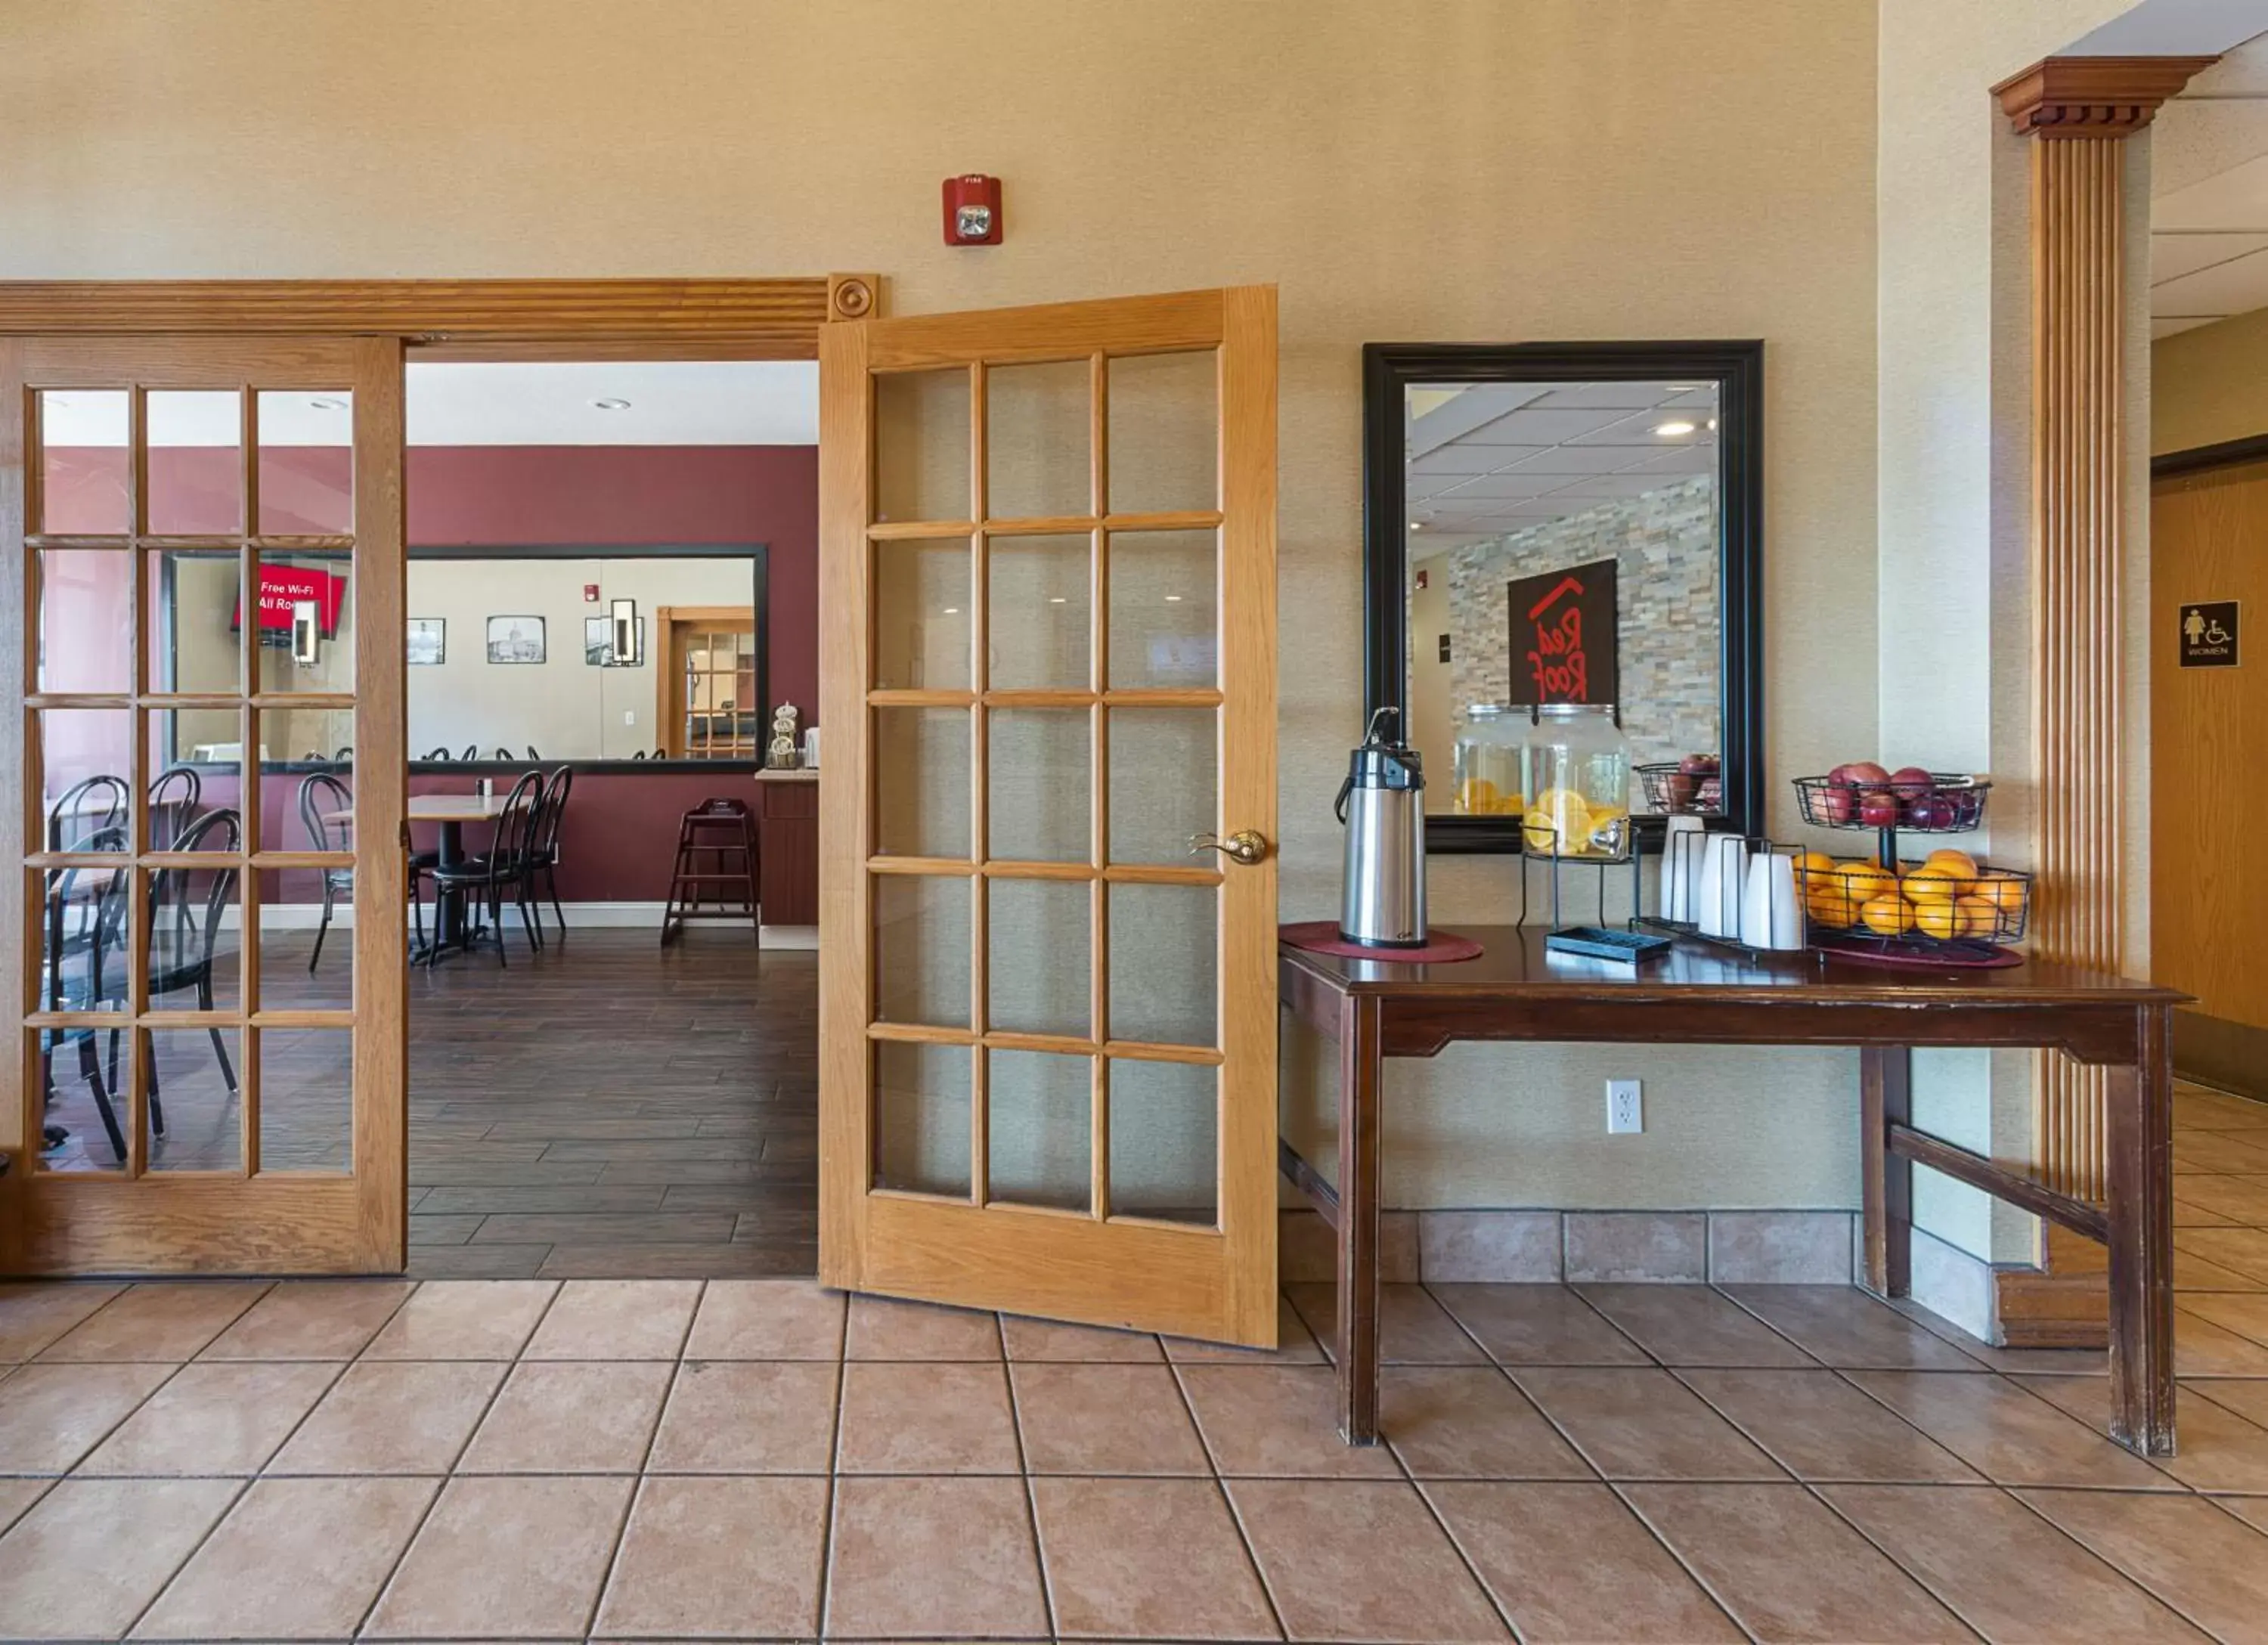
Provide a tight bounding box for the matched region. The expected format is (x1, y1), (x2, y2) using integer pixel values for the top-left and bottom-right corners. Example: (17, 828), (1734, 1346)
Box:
(326, 790), (521, 959)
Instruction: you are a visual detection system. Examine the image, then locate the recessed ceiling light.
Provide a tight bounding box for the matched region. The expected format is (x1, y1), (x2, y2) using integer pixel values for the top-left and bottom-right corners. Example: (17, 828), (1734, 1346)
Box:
(943, 606), (962, 615)
(1164, 595), (1184, 603)
(1666, 384), (1702, 392)
(1409, 520), (1424, 531)
(591, 398), (633, 411)
(1653, 420), (1696, 437)
(309, 396), (349, 412)
(1049, 596), (1068, 604)
(1707, 417), (1718, 430)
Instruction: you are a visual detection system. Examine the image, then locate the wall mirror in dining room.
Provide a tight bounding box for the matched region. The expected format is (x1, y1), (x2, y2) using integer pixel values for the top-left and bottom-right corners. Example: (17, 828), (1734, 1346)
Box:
(1362, 342), (1764, 850)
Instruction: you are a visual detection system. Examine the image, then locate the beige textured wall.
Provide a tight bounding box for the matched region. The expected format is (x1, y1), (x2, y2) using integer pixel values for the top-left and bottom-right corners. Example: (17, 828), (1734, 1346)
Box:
(2154, 305), (2268, 455)
(2, 0), (1883, 1210)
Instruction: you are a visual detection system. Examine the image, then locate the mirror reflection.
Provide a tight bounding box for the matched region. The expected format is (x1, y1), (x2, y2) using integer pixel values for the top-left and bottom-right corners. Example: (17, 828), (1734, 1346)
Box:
(1402, 379), (1723, 822)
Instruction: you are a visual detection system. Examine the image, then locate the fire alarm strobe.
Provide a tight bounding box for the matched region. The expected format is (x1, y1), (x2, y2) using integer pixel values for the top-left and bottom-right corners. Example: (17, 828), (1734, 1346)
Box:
(943, 175), (1002, 246)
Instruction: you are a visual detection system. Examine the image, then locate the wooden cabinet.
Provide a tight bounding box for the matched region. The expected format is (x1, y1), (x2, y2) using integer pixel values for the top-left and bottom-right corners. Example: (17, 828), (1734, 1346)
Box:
(757, 774), (820, 926)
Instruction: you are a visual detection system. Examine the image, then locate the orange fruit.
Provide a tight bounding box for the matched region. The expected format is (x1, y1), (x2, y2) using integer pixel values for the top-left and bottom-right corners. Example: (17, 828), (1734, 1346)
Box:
(1972, 872), (2028, 915)
(1922, 848), (1979, 892)
(1912, 899), (1963, 940)
(1807, 890), (1858, 929)
(1860, 893), (1914, 936)
(1794, 850), (1838, 886)
(1955, 895), (2000, 939)
(1839, 864), (1897, 905)
(1901, 866), (1961, 904)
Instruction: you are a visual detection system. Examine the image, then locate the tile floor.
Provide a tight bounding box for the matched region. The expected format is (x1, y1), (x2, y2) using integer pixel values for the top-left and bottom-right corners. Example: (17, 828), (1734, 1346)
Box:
(2, 1080), (2266, 1642)
(3, 1275), (2268, 1641)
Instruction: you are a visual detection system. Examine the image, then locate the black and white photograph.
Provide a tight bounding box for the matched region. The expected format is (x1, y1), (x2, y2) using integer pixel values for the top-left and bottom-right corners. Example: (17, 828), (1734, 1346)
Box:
(584, 613), (646, 666)
(405, 618), (445, 666)
(485, 614), (545, 665)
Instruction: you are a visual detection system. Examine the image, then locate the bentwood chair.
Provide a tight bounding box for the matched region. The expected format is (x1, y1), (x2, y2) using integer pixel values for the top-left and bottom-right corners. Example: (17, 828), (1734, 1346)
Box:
(460, 742), (480, 761)
(147, 766), (202, 851)
(40, 823), (130, 1157)
(424, 747), (453, 761)
(48, 774), (131, 852)
(520, 765), (574, 937)
(426, 770), (544, 967)
(299, 770), (433, 966)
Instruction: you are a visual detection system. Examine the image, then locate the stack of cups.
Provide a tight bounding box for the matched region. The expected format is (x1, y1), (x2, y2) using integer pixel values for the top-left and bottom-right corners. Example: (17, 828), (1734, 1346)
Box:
(1694, 835), (1749, 938)
(1660, 814), (1708, 924)
(1739, 849), (1805, 950)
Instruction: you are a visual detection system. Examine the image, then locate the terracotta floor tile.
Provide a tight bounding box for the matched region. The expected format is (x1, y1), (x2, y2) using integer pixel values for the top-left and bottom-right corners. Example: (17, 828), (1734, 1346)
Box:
(268, 1359), (508, 1474)
(1425, 1481), (1743, 1643)
(838, 1359), (1020, 1473)
(132, 1476), (437, 1640)
(2175, 1307), (2268, 1374)
(0, 1281), (123, 1361)
(2190, 1376), (2268, 1427)
(1575, 1284), (1814, 1367)
(824, 1475), (1049, 1640)
(522, 1278), (701, 1359)
(2181, 1289), (2268, 1346)
(2024, 1376), (2268, 1491)
(1824, 1484), (2208, 1643)
(39, 1281), (268, 1362)
(361, 1279), (560, 1360)
(2170, 1173), (2268, 1223)
(844, 1293), (1002, 1360)
(2223, 1497), (2268, 1534)
(1512, 1368), (1782, 1480)
(2174, 1089), (2268, 1130)
(1167, 1296), (1325, 1365)
(1381, 1366), (1590, 1479)
(1002, 1313), (1164, 1361)
(1228, 1478), (1507, 1642)
(591, 1475), (827, 1639)
(681, 1278), (844, 1358)
(1627, 1482), (1968, 1643)
(2174, 1131), (2268, 1174)
(364, 1473), (634, 1639)
(1176, 1365), (1401, 1479)
(646, 1358), (839, 1472)
(1427, 1284), (1650, 1365)
(0, 1360), (172, 1473)
(1286, 1282), (1486, 1365)
(2019, 1488), (2268, 1640)
(1033, 1476), (1278, 1640)
(1681, 1368), (1981, 1482)
(458, 1360), (671, 1473)
(1846, 1370), (2176, 1488)
(1012, 1362), (1210, 1475)
(77, 1360), (340, 1476)
(2179, 1231), (2268, 1287)
(2174, 1197), (2242, 1228)
(0, 1477), (241, 1640)
(2177, 1247), (2268, 1291)
(197, 1279), (414, 1360)
(0, 1479), (49, 1538)
(1720, 1284), (1988, 1370)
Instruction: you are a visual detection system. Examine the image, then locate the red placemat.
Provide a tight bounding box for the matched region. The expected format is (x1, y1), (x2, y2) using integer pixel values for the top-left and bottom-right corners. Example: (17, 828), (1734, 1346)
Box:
(1279, 921), (1485, 962)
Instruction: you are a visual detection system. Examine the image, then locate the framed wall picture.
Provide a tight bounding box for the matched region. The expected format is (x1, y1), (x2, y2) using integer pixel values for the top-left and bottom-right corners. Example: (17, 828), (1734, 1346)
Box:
(406, 618), (445, 666)
(486, 615), (546, 665)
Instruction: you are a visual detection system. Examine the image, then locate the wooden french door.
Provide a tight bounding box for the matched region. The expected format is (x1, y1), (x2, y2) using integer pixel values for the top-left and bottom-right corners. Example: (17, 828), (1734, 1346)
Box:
(0, 335), (407, 1273)
(818, 287), (1278, 1345)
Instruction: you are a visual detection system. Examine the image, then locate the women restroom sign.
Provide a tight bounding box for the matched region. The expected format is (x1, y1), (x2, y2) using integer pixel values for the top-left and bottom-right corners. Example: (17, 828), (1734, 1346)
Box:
(1507, 558), (1619, 705)
(2180, 600), (2240, 668)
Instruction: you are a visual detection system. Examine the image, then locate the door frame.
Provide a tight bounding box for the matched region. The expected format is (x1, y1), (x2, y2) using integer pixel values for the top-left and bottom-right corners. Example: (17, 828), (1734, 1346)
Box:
(0, 276), (879, 1266)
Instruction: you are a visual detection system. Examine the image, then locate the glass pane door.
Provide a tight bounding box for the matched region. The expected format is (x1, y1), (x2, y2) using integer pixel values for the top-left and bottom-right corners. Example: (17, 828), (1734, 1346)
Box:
(2, 335), (406, 1273)
(820, 289), (1278, 1345)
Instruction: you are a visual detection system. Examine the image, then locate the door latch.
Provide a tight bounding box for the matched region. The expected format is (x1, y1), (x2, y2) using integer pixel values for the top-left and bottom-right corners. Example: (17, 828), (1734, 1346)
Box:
(1188, 829), (1268, 867)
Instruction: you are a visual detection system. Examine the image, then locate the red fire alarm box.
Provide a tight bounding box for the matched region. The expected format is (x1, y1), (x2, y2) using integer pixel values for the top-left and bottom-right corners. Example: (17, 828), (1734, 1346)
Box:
(943, 175), (1002, 246)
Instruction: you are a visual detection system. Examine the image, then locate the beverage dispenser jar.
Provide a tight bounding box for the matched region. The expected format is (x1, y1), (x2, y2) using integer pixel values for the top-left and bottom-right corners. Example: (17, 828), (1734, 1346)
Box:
(1520, 704), (1632, 857)
(1452, 704), (1527, 816)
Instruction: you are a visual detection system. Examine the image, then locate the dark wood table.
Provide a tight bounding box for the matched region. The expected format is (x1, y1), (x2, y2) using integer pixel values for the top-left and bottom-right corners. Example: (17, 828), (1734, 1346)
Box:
(1278, 926), (2187, 1456)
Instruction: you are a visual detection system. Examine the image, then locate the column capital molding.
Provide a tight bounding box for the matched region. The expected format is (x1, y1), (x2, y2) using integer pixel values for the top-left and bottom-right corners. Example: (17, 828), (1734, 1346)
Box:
(1993, 55), (2218, 138)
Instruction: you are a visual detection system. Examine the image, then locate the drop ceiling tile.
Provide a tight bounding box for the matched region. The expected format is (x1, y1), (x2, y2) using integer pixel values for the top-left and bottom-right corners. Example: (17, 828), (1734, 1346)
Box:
(1567, 410), (1703, 447)
(2150, 246), (2268, 318)
(1495, 445), (1653, 476)
(1463, 407), (1634, 445)
(1440, 472), (1571, 500)
(2153, 150), (2268, 233)
(1409, 447), (1504, 476)
(1549, 474), (1691, 501)
(1527, 383), (1679, 411)
(2153, 315), (2222, 339)
(2152, 231), (2268, 285)
(1621, 445), (1718, 475)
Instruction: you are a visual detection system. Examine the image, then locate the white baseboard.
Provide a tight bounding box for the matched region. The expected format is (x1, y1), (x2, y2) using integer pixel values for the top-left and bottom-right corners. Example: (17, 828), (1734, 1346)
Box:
(233, 903), (819, 949)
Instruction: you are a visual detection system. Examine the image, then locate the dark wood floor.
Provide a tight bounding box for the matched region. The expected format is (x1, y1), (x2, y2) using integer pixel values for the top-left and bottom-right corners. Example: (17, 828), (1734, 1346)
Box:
(40, 925), (820, 1279)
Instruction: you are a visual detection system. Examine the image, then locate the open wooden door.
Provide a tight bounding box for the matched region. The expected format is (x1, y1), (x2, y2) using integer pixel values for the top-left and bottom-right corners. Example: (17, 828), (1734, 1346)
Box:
(818, 288), (1278, 1344)
(0, 335), (407, 1273)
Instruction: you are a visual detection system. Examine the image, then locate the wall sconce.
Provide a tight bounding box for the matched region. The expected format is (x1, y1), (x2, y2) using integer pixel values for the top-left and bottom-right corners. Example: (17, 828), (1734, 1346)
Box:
(291, 599), (322, 665)
(609, 598), (642, 666)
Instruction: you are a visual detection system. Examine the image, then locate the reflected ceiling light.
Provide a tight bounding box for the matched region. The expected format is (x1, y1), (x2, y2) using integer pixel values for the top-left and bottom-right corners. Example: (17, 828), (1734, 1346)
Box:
(943, 606), (962, 615)
(1164, 595), (1184, 603)
(591, 398), (633, 411)
(1049, 596), (1068, 604)
(309, 397), (349, 412)
(1707, 417), (1718, 430)
(1653, 420), (1696, 437)
(1408, 520), (1424, 531)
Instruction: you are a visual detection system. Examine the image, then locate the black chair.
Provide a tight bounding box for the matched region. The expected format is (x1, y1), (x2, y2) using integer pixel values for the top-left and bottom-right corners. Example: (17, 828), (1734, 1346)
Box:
(148, 766), (202, 851)
(494, 746), (513, 760)
(299, 772), (356, 970)
(631, 750), (648, 761)
(526, 745), (541, 760)
(521, 766), (574, 937)
(424, 747), (453, 761)
(333, 746), (353, 762)
(426, 770), (545, 967)
(461, 743), (479, 761)
(40, 823), (130, 1155)
(48, 774), (130, 852)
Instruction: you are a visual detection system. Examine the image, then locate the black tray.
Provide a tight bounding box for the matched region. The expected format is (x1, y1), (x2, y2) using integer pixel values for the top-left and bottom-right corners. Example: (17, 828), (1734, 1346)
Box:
(1545, 925), (1674, 965)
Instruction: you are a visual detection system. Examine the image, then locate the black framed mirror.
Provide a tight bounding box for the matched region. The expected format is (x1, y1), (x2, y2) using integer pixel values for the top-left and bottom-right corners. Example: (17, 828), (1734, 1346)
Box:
(1362, 340), (1765, 851)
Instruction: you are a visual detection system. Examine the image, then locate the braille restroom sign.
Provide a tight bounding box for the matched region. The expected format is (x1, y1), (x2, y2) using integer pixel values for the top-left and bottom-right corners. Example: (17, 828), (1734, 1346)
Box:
(2180, 601), (2240, 669)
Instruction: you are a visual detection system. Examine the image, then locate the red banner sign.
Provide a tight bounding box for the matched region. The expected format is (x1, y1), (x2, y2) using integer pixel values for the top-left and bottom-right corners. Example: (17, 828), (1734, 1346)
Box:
(231, 565), (346, 637)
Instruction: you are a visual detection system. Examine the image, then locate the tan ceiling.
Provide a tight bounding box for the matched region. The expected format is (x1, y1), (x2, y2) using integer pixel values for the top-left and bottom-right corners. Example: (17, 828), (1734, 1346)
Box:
(2152, 32), (2268, 337)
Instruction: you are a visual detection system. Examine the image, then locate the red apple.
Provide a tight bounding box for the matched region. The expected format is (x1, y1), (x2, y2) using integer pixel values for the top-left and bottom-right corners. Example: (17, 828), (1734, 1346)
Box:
(1907, 794), (1957, 829)
(1678, 752), (1719, 776)
(1665, 772), (1697, 809)
(1846, 761), (1892, 788)
(1826, 762), (1857, 788)
(1890, 765), (1935, 800)
(1817, 785), (1857, 825)
(1857, 789), (1900, 827)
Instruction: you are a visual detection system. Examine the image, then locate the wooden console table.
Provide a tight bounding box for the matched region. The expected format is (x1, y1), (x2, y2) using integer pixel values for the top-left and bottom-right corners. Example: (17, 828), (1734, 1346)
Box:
(1278, 927), (2186, 1456)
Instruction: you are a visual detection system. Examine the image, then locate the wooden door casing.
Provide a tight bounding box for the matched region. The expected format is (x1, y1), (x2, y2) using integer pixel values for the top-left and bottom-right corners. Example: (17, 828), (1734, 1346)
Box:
(2, 335), (406, 1274)
(817, 287), (1278, 1346)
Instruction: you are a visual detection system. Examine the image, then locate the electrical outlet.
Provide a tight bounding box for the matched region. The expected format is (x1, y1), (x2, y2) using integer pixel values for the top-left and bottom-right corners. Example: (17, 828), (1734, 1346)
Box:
(624, 710), (637, 725)
(1606, 1079), (1643, 1135)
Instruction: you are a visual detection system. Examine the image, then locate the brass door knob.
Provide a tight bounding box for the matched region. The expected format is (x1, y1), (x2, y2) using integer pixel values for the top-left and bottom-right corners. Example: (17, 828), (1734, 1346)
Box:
(1189, 829), (1268, 866)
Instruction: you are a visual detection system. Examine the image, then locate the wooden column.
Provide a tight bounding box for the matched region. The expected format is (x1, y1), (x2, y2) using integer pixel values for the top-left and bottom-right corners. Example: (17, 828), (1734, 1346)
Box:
(1992, 57), (2211, 1343)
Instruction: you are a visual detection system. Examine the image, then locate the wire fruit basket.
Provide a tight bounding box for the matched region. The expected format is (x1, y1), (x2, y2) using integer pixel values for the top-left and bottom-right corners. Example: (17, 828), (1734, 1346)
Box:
(1635, 759), (1724, 815)
(1797, 853), (2033, 965)
(1792, 772), (1988, 833)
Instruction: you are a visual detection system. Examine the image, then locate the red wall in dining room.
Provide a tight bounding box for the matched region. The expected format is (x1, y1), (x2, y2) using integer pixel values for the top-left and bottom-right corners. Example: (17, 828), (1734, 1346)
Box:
(40, 444), (820, 720)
